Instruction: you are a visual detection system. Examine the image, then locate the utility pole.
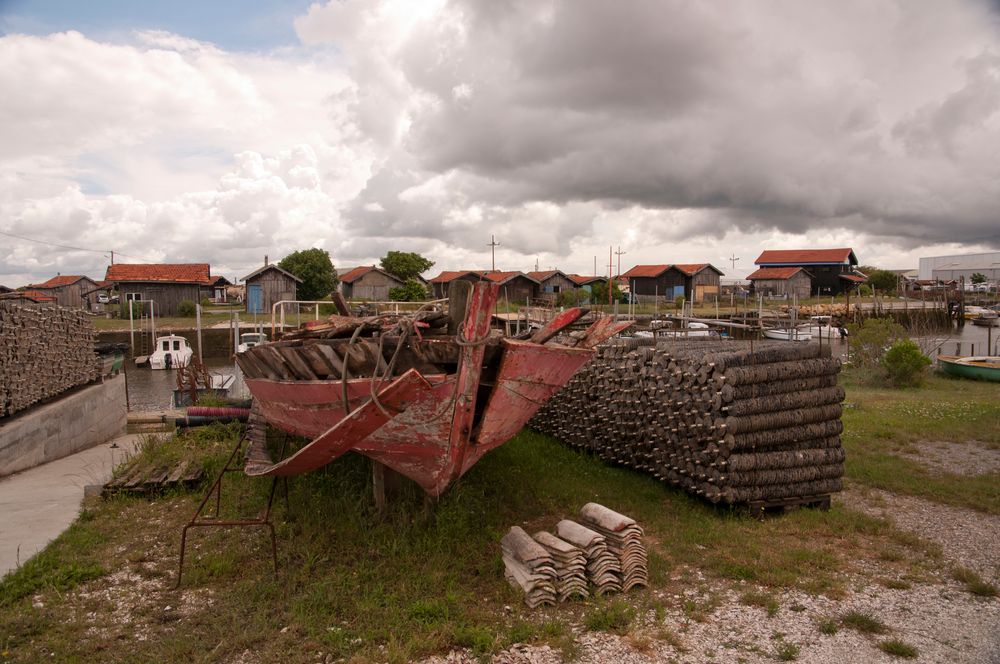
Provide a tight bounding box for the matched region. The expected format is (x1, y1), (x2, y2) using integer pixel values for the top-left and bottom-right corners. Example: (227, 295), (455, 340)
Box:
(728, 253), (739, 273)
(607, 246), (614, 306)
(594, 256), (597, 276)
(487, 235), (500, 271)
(110, 250), (114, 265)
(614, 246), (626, 278)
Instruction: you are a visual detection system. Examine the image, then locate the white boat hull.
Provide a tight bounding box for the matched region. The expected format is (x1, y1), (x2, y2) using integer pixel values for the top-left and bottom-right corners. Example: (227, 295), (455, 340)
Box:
(763, 328), (812, 342)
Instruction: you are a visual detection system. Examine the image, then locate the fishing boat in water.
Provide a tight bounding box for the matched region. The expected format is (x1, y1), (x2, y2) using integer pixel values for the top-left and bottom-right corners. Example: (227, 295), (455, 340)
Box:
(937, 355), (1000, 382)
(234, 282), (631, 496)
(762, 328), (812, 342)
(148, 335), (193, 370)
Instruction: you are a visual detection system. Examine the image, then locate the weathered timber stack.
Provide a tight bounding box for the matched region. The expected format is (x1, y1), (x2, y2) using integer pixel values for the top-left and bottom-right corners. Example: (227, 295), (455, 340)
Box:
(532, 339), (845, 506)
(0, 302), (98, 418)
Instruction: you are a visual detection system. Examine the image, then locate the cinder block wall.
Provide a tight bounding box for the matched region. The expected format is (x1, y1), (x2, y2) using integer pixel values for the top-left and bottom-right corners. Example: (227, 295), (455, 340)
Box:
(0, 374), (127, 477)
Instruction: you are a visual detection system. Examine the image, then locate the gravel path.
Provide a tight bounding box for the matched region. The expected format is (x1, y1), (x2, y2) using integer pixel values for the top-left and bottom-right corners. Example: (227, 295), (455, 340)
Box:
(425, 486), (1000, 664)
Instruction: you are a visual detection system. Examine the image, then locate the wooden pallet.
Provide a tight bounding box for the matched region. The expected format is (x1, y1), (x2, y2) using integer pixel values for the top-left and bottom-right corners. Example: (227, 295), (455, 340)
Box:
(743, 493), (832, 519)
(103, 459), (204, 497)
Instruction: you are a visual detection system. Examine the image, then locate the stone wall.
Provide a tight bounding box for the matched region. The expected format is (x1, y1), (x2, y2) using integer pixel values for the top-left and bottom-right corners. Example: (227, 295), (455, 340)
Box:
(0, 374), (127, 477)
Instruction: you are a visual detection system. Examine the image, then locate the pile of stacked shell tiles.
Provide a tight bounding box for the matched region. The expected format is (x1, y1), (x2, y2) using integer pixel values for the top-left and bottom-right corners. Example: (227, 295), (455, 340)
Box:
(531, 339), (846, 505)
(0, 302), (98, 418)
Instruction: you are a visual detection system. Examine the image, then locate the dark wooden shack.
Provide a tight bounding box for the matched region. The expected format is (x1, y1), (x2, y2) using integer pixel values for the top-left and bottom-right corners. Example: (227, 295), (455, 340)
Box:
(622, 265), (687, 301)
(674, 264), (724, 303)
(105, 264), (213, 316)
(754, 248), (862, 296)
(483, 271), (539, 304)
(242, 263), (302, 314)
(26, 275), (99, 309)
(428, 271), (486, 299)
(747, 267), (813, 299)
(527, 270), (577, 304)
(339, 266), (406, 300)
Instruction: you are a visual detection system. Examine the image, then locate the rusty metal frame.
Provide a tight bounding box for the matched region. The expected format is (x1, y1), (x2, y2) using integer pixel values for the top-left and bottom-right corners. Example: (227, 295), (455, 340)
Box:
(175, 434), (289, 588)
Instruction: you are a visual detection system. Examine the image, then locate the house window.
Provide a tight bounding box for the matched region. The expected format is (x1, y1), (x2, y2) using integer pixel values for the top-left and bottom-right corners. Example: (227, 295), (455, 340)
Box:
(125, 292), (142, 302)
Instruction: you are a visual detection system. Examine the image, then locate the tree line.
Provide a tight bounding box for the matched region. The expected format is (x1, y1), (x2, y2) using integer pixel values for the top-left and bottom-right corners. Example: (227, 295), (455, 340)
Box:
(278, 249), (435, 302)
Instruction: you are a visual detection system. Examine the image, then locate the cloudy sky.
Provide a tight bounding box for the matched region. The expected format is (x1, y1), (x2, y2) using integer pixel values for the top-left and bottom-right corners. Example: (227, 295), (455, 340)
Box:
(2, 0), (999, 287)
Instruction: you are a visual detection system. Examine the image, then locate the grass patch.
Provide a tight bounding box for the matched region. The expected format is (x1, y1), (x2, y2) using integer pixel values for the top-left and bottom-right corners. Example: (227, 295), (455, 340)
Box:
(816, 617), (839, 635)
(739, 590), (780, 617)
(0, 421), (948, 661)
(952, 566), (999, 597)
(840, 370), (1000, 514)
(840, 610), (889, 635)
(774, 640), (801, 661)
(878, 638), (919, 658)
(584, 600), (635, 634)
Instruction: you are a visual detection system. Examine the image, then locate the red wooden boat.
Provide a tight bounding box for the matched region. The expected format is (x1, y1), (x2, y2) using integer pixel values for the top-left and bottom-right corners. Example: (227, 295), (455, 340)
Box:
(235, 282), (629, 496)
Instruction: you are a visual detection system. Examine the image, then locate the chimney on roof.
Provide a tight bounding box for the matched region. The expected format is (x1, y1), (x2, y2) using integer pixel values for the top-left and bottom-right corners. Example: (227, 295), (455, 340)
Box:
(264, 255), (269, 266)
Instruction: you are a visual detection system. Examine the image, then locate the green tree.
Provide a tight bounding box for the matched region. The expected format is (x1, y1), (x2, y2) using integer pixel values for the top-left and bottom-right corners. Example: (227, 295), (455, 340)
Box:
(380, 251), (435, 281)
(388, 278), (430, 302)
(589, 279), (622, 305)
(971, 272), (987, 284)
(278, 248), (338, 301)
(858, 266), (899, 293)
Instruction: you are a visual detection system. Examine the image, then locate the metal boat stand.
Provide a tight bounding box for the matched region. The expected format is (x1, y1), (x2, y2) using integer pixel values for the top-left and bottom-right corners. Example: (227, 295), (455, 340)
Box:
(175, 434), (289, 588)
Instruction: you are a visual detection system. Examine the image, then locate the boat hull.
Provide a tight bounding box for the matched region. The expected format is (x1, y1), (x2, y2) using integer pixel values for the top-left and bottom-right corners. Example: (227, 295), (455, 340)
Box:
(763, 329), (812, 342)
(937, 355), (1000, 382)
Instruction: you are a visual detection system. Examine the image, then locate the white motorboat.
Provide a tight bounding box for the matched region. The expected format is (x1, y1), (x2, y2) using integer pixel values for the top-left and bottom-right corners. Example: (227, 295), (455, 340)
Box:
(237, 332), (268, 353)
(149, 335), (193, 370)
(763, 328), (813, 342)
(798, 315), (841, 339)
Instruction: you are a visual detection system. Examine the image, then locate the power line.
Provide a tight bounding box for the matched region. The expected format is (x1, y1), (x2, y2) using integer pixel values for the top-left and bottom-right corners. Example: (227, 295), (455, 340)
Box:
(0, 229), (154, 262)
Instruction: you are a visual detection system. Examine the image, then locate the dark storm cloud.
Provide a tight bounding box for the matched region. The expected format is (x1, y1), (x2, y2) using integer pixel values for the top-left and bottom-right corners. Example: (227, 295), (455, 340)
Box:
(333, 0), (1000, 252)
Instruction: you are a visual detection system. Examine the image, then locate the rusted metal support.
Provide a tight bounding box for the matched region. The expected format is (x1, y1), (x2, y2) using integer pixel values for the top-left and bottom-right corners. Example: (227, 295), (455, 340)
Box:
(175, 435), (285, 588)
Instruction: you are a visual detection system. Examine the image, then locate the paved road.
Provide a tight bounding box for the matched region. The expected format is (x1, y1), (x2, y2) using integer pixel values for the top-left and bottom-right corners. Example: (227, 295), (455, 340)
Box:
(0, 434), (141, 578)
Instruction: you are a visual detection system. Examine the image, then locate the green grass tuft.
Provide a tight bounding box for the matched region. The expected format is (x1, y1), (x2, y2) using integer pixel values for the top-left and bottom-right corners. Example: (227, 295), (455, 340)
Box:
(817, 617), (839, 635)
(878, 638), (919, 658)
(584, 600), (635, 634)
(840, 610), (889, 635)
(952, 567), (998, 597)
(774, 640), (801, 661)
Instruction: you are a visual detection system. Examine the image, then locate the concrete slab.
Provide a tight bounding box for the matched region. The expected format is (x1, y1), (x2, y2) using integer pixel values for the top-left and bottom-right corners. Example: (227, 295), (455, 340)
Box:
(0, 433), (143, 579)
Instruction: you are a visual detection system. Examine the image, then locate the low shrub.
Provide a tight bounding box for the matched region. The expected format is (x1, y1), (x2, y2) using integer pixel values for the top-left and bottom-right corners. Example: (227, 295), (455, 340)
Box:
(882, 339), (931, 387)
(177, 299), (197, 317)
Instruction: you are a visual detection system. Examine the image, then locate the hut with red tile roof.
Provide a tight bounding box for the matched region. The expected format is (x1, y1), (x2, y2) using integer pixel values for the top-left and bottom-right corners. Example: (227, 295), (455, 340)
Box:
(753, 248), (863, 296)
(105, 263), (214, 316)
(25, 274), (99, 309)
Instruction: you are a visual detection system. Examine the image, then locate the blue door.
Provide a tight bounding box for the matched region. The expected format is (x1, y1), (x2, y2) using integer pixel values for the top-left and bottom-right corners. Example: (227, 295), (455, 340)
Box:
(248, 284), (263, 314)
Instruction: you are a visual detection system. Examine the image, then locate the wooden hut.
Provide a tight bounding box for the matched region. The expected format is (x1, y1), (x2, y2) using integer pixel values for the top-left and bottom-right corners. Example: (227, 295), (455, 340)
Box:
(753, 248), (862, 296)
(482, 271), (539, 304)
(428, 271), (487, 299)
(339, 266), (406, 300)
(747, 267), (812, 299)
(673, 264), (724, 303)
(25, 275), (99, 309)
(527, 270), (577, 304)
(105, 264), (213, 316)
(242, 262), (302, 314)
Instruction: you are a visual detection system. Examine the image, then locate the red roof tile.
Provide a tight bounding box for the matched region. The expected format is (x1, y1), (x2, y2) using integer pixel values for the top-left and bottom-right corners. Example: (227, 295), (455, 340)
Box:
(30, 275), (91, 289)
(106, 263), (212, 285)
(839, 273), (868, 283)
(2, 289), (58, 302)
(755, 248), (856, 265)
(747, 267), (806, 281)
(339, 266), (375, 283)
(672, 263), (717, 276)
(567, 274), (605, 285)
(621, 265), (672, 278)
(481, 270), (539, 284)
(429, 270), (482, 283)
(527, 270), (560, 282)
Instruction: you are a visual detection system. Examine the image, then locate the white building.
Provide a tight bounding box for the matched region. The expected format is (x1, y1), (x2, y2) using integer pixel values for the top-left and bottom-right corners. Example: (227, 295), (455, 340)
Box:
(918, 251), (1000, 282)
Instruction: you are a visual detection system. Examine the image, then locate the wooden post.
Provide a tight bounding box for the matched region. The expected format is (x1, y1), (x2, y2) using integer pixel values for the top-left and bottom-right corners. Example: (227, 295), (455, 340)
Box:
(195, 303), (203, 363)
